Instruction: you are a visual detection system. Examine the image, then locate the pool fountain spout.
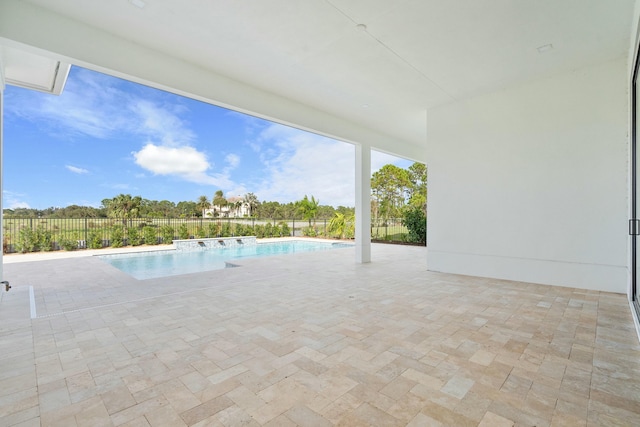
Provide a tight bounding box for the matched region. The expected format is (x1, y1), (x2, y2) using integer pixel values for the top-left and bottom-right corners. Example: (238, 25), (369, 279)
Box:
(172, 236), (257, 251)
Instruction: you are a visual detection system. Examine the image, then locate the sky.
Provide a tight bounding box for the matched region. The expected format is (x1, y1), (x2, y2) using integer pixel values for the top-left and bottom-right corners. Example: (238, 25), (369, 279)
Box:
(3, 66), (412, 210)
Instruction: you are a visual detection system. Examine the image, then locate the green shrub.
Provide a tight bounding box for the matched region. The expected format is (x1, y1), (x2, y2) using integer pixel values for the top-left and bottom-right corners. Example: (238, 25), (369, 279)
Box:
(128, 227), (142, 246)
(160, 225), (174, 244)
(110, 225), (124, 248)
(278, 221), (290, 237)
(36, 226), (53, 251)
(195, 226), (206, 238)
(16, 227), (37, 253)
(15, 226), (53, 253)
(87, 229), (103, 249)
(402, 206), (426, 244)
(254, 224), (265, 238)
(59, 237), (78, 251)
(220, 222), (231, 237)
(207, 222), (219, 237)
(344, 228), (355, 239)
(143, 226), (158, 245)
(234, 223), (244, 236)
(178, 223), (189, 240)
(302, 226), (317, 237)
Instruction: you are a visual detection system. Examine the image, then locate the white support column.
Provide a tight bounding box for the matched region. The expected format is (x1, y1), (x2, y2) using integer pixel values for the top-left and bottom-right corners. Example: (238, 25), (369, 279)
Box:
(355, 143), (371, 263)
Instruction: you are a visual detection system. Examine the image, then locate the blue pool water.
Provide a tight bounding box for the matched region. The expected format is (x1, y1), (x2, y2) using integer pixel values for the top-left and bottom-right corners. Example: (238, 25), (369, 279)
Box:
(98, 240), (352, 280)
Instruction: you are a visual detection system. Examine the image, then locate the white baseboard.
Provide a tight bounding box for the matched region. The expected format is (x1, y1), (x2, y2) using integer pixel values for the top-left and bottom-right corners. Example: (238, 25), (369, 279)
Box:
(427, 249), (627, 293)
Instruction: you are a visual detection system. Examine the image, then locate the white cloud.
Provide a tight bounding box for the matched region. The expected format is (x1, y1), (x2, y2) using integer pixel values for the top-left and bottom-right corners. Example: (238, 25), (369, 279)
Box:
(5, 68), (195, 148)
(132, 143), (235, 187)
(11, 67), (238, 191)
(253, 124), (355, 206)
(6, 67), (416, 208)
(6, 69), (128, 139)
(65, 165), (89, 174)
(129, 99), (195, 146)
(249, 124), (419, 207)
(134, 144), (209, 175)
(3, 190), (31, 209)
(225, 153), (240, 169)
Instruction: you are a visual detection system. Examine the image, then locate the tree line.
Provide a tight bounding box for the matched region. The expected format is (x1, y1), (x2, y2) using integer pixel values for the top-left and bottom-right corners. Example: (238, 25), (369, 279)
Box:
(3, 195), (355, 221)
(4, 162), (426, 242)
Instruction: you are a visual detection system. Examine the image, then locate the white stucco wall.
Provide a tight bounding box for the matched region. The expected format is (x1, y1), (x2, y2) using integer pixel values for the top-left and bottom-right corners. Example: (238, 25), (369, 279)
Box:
(426, 57), (628, 293)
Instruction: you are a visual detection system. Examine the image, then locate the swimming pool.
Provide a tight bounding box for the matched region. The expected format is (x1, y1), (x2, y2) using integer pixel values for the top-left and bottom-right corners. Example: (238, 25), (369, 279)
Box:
(98, 240), (352, 280)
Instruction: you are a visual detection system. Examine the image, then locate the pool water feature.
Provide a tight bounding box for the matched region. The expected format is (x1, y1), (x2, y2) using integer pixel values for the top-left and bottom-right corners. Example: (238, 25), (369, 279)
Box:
(172, 236), (257, 251)
(98, 240), (352, 280)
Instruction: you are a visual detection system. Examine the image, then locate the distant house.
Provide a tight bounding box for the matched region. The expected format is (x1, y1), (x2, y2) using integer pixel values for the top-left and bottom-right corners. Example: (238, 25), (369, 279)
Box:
(203, 196), (250, 218)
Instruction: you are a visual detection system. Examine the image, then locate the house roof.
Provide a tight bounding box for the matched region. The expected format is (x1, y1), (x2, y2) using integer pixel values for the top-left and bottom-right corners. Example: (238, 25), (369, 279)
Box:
(0, 0), (636, 160)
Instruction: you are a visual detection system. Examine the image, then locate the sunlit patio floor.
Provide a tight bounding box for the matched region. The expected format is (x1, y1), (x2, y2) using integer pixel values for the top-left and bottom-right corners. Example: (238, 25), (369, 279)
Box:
(1, 242), (639, 426)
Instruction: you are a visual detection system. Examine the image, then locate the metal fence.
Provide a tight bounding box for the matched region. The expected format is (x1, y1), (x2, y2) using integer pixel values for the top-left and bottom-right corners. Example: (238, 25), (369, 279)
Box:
(2, 216), (410, 254)
(370, 218), (408, 242)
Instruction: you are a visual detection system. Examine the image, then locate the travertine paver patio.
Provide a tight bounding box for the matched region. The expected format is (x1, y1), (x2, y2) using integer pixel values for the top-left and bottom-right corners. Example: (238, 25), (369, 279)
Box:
(0, 243), (638, 426)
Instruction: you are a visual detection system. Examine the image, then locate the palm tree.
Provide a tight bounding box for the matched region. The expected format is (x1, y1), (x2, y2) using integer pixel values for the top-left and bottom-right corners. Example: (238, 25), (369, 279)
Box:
(106, 194), (142, 226)
(297, 195), (319, 227)
(196, 195), (210, 217)
(243, 193), (259, 217)
(212, 190), (227, 217)
(328, 212), (355, 239)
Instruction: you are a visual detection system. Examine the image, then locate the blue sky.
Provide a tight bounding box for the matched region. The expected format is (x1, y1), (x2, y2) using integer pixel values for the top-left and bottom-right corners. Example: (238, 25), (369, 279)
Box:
(3, 66), (411, 210)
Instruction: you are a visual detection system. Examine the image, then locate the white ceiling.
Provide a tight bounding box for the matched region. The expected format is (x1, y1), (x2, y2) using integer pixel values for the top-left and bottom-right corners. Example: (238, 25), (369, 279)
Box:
(1, 0), (637, 152)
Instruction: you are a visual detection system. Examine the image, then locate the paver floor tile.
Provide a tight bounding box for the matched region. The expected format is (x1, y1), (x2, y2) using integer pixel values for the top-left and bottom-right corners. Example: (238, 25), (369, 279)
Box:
(0, 243), (638, 426)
